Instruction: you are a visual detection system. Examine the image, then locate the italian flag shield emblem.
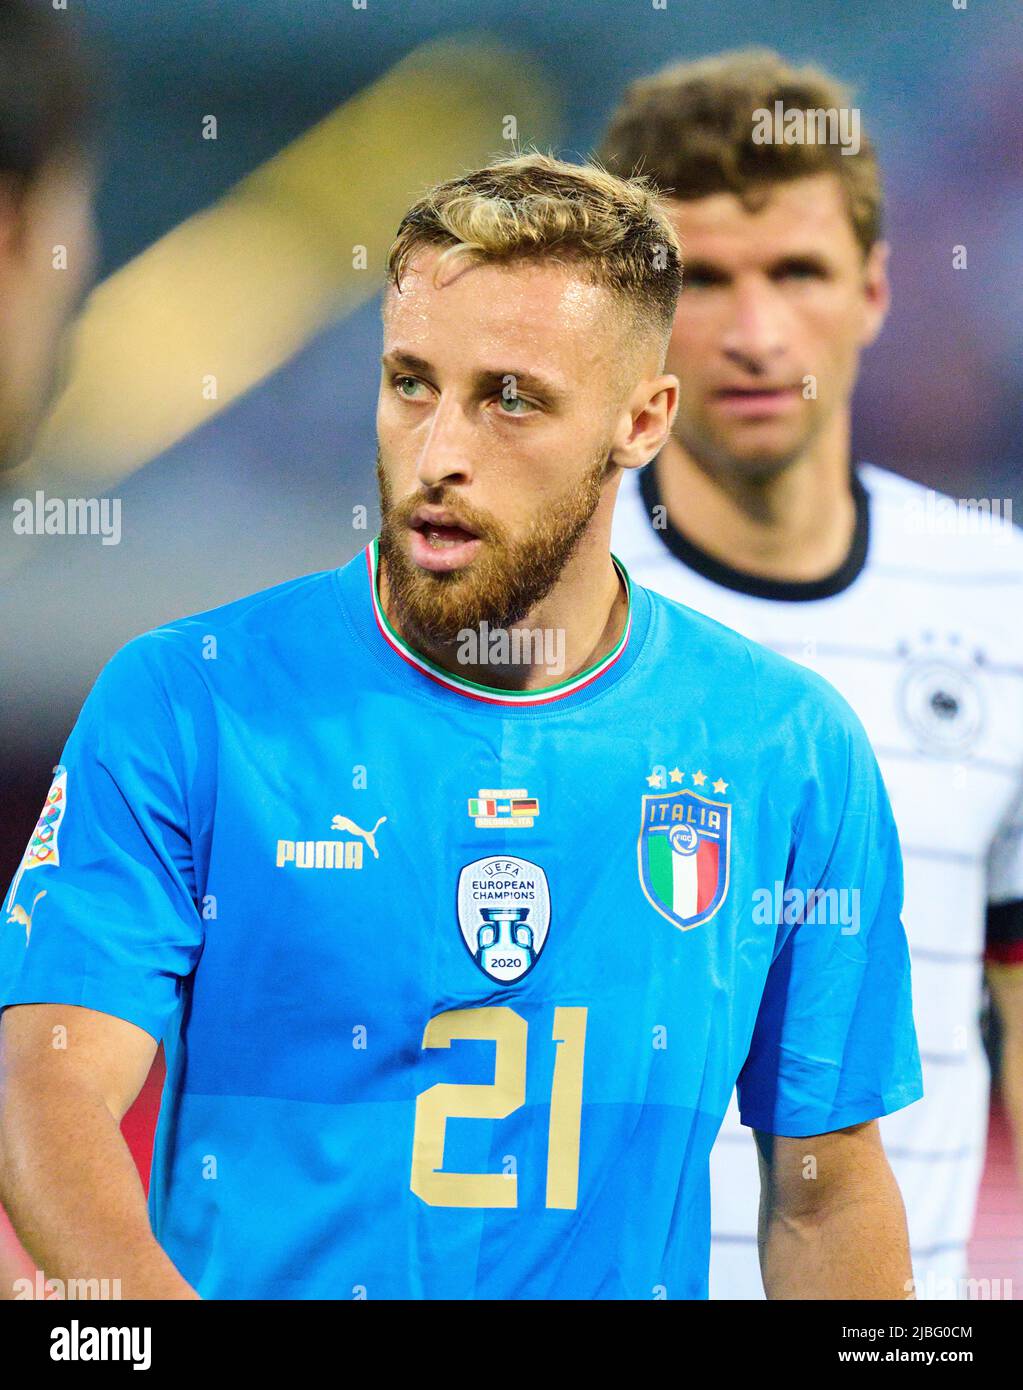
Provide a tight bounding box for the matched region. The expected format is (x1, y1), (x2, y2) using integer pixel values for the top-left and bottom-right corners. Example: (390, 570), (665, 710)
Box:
(638, 789), (731, 930)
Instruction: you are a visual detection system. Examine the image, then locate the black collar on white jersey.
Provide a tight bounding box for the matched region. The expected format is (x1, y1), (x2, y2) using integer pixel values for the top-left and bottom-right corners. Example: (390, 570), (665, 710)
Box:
(638, 456), (870, 603)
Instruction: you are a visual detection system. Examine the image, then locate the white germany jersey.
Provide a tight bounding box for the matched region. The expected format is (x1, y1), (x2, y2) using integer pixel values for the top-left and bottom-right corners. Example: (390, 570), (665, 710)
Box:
(612, 461), (1023, 1299)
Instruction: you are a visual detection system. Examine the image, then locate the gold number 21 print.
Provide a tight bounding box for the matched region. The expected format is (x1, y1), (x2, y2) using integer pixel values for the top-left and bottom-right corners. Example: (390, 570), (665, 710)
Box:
(410, 1006), (588, 1209)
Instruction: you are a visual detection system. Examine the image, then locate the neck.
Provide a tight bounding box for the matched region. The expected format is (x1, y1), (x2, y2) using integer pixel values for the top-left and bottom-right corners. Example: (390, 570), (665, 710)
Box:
(377, 525), (628, 693)
(657, 410), (856, 582)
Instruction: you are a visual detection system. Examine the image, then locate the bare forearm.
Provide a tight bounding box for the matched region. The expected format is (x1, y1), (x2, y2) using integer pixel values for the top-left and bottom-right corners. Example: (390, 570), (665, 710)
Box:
(761, 1176), (912, 1299)
(986, 966), (1023, 1192)
(0, 1082), (198, 1299)
(999, 1035), (1023, 1191)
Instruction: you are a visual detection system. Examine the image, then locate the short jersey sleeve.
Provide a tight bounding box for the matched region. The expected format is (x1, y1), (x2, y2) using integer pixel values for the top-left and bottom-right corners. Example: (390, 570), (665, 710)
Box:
(0, 635), (209, 1042)
(736, 698), (923, 1138)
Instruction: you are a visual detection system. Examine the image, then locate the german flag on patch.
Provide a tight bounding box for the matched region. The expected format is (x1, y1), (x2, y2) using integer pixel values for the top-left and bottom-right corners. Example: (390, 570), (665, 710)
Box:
(468, 797), (540, 818)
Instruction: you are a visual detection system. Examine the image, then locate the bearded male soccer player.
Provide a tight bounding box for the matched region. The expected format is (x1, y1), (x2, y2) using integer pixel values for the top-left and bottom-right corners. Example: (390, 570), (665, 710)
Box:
(602, 51), (1023, 1299)
(0, 154), (921, 1300)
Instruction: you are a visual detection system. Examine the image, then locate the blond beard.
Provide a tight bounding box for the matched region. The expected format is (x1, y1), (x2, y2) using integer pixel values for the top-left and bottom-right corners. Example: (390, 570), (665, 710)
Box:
(376, 448), (612, 647)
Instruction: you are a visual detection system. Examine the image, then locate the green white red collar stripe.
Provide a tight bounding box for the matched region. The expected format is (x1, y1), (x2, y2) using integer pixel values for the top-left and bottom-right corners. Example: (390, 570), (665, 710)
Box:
(365, 537), (633, 706)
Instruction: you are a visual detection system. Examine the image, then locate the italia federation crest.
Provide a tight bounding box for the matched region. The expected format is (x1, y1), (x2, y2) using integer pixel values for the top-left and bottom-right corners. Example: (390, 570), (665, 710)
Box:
(457, 856), (551, 984)
(638, 789), (730, 930)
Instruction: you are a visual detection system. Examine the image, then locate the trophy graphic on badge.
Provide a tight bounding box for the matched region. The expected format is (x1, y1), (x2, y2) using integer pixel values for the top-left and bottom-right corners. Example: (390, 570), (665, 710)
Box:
(457, 858), (552, 984)
(474, 907), (535, 981)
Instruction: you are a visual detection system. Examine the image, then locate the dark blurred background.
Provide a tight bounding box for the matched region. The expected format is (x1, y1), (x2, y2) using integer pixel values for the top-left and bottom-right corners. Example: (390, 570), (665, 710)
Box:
(2, 0), (1020, 883)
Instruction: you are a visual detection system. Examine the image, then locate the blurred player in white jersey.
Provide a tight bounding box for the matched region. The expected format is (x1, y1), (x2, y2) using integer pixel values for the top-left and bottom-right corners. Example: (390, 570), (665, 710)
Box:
(600, 49), (1023, 1299)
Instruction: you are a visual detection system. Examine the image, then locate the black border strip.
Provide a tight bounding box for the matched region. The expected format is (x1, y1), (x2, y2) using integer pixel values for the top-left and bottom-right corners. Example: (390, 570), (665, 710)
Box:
(638, 457), (870, 603)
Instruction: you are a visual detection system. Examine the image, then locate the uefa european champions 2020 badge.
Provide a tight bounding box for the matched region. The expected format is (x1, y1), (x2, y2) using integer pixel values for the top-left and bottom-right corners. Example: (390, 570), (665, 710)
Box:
(457, 856), (551, 984)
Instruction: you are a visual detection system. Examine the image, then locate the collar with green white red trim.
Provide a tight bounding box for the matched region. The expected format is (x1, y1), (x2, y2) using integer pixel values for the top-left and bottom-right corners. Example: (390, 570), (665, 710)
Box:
(364, 537), (634, 707)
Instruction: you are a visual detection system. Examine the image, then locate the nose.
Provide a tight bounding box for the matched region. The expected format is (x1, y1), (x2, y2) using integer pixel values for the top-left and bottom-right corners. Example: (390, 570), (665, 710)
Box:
(720, 279), (787, 371)
(415, 394), (474, 490)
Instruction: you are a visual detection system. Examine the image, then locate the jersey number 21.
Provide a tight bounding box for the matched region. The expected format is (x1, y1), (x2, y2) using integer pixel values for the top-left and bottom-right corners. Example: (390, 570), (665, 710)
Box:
(410, 1006), (587, 1209)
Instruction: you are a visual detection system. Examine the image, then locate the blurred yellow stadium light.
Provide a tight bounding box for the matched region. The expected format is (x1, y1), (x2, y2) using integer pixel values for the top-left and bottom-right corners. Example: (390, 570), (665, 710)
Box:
(18, 35), (560, 492)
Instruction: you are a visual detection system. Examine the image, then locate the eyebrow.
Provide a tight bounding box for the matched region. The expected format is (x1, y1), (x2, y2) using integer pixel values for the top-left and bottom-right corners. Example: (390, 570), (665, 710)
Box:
(381, 350), (566, 404)
(683, 251), (834, 279)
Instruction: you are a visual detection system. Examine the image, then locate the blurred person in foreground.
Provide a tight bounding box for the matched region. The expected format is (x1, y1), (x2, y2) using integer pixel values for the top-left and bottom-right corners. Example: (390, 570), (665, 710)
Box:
(602, 49), (1023, 1300)
(0, 152), (921, 1299)
(0, 0), (97, 474)
(0, 0), (98, 1298)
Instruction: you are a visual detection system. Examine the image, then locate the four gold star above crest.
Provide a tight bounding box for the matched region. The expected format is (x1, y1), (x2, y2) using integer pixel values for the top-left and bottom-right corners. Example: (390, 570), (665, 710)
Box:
(644, 767), (731, 795)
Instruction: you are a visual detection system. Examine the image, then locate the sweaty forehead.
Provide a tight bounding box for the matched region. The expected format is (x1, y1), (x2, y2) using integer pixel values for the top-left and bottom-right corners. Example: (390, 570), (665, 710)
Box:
(665, 174), (858, 261)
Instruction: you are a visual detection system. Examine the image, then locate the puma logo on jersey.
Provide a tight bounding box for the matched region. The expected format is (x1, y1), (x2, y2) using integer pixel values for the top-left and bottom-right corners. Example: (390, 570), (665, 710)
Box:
(330, 814), (387, 858)
(6, 889), (46, 946)
(276, 814), (387, 872)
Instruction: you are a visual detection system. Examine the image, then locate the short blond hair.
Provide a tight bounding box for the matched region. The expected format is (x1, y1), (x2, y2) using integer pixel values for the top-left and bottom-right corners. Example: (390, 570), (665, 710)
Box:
(598, 49), (883, 257)
(386, 151), (684, 356)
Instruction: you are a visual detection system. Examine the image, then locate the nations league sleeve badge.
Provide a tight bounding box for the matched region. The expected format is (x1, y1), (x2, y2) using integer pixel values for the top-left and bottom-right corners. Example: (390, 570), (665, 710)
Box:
(457, 857), (551, 984)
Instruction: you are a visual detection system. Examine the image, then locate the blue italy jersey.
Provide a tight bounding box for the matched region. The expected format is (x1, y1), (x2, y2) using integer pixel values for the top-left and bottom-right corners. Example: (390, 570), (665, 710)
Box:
(0, 541), (921, 1299)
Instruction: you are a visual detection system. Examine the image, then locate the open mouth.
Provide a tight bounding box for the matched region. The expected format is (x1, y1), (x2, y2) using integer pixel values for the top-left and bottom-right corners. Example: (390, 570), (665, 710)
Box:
(407, 510), (483, 571)
(410, 518), (479, 548)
